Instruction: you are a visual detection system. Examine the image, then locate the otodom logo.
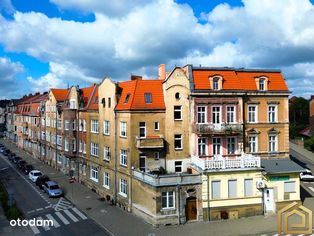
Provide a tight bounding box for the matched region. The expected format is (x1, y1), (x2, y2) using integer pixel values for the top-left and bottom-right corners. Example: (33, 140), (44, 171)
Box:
(277, 202), (312, 234)
(10, 218), (53, 227)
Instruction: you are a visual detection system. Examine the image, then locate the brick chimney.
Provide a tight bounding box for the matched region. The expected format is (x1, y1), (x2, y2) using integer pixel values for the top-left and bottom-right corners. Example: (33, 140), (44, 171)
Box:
(158, 64), (166, 81)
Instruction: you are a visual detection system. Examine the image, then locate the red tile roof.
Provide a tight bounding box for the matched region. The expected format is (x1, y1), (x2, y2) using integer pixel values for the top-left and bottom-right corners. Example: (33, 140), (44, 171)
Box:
(51, 88), (69, 101)
(87, 85), (98, 110)
(192, 68), (289, 91)
(116, 79), (165, 111)
(15, 93), (47, 116)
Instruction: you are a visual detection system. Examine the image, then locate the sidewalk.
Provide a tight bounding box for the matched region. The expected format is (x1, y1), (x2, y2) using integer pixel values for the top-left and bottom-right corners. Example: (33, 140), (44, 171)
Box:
(1, 139), (278, 236)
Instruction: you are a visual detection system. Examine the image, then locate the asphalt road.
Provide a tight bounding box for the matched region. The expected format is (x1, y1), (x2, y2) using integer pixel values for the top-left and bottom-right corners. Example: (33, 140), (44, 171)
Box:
(0, 151), (110, 236)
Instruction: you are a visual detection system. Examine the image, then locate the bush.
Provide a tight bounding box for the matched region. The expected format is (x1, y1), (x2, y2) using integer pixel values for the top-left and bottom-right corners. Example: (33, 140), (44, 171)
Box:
(5, 205), (22, 220)
(304, 136), (314, 152)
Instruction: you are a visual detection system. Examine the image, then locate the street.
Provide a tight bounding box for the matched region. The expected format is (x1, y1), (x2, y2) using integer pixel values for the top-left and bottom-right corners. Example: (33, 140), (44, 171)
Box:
(0, 150), (110, 236)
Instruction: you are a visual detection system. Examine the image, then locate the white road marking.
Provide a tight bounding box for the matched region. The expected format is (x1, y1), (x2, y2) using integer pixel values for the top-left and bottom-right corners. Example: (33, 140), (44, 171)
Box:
(45, 205), (51, 209)
(37, 216), (50, 231)
(46, 214), (60, 228)
(29, 225), (40, 235)
(64, 209), (79, 222)
(55, 211), (70, 225)
(72, 207), (88, 220)
(309, 186), (314, 192)
(36, 208), (43, 211)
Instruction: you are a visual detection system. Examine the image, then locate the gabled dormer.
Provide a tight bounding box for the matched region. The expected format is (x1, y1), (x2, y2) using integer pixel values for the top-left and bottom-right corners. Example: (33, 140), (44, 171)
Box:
(255, 76), (269, 91)
(209, 75), (223, 90)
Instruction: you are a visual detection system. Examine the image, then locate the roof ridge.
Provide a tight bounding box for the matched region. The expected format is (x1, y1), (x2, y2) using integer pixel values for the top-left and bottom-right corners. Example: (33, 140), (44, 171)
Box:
(130, 80), (138, 109)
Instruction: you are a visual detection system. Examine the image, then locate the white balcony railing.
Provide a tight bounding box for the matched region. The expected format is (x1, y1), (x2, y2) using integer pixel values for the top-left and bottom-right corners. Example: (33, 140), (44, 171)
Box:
(195, 123), (243, 133)
(191, 153), (261, 171)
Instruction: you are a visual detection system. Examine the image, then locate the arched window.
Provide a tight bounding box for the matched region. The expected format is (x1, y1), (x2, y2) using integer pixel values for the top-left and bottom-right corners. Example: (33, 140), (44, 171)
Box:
(259, 79), (265, 91)
(175, 92), (180, 100)
(213, 78), (219, 90)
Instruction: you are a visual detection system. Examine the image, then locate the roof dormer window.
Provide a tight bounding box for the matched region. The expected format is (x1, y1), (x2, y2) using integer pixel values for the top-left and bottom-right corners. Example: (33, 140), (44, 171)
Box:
(213, 78), (219, 90)
(259, 79), (265, 91)
(144, 93), (152, 104)
(124, 94), (130, 104)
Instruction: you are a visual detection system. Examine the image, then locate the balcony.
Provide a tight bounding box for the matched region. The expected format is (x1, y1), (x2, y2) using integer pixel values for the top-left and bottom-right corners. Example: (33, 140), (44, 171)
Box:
(136, 136), (164, 149)
(194, 123), (243, 135)
(191, 153), (261, 171)
(133, 169), (201, 187)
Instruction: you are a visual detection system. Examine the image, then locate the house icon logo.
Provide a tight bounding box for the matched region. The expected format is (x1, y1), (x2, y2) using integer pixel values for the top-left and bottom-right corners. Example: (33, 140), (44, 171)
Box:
(277, 201), (312, 234)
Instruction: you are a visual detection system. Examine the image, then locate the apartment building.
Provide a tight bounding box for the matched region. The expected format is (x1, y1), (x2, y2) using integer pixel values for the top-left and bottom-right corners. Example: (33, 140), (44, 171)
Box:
(310, 96), (314, 136)
(5, 99), (19, 142)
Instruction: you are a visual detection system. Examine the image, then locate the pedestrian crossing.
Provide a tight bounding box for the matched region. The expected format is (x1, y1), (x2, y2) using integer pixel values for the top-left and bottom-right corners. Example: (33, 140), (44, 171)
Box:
(29, 207), (87, 235)
(54, 197), (73, 211)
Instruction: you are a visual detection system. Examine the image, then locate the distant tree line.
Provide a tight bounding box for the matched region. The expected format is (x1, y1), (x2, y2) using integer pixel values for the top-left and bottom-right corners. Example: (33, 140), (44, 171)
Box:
(289, 97), (309, 139)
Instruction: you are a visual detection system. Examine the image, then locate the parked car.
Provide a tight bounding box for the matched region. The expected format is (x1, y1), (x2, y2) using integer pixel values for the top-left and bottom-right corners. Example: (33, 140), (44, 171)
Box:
(29, 170), (42, 182)
(17, 160), (27, 170)
(23, 165), (34, 175)
(300, 169), (314, 182)
(36, 175), (50, 189)
(43, 181), (63, 197)
(12, 156), (21, 164)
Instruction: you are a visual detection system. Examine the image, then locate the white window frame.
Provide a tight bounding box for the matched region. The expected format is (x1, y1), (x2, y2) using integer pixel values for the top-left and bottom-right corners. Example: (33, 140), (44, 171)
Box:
(65, 138), (69, 152)
(65, 120), (70, 131)
(174, 161), (182, 173)
(104, 120), (110, 135)
(212, 106), (221, 124)
(174, 134), (182, 150)
(268, 105), (277, 123)
(174, 106), (182, 120)
(227, 137), (237, 155)
(248, 105), (258, 123)
(70, 99), (76, 109)
(154, 122), (159, 131)
(197, 106), (207, 124)
(103, 172), (110, 189)
(72, 139), (76, 152)
(120, 149), (127, 166)
(227, 106), (236, 124)
(90, 166), (98, 182)
(120, 122), (127, 137)
(259, 79), (265, 91)
(213, 78), (219, 90)
(79, 140), (82, 152)
(91, 120), (99, 133)
(269, 134), (277, 153)
(161, 191), (175, 209)
(119, 179), (128, 197)
(83, 120), (86, 132)
(104, 146), (110, 161)
(79, 119), (82, 131)
(83, 142), (86, 154)
(248, 135), (258, 153)
(91, 142), (99, 157)
(198, 137), (207, 156)
(139, 122), (146, 138)
(213, 137), (222, 155)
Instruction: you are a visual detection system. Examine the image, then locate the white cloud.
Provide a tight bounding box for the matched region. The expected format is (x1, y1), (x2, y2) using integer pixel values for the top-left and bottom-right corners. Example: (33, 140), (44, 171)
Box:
(0, 0), (314, 97)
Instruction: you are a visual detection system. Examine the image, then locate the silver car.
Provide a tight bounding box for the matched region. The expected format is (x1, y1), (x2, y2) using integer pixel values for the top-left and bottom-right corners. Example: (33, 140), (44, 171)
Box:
(43, 181), (63, 197)
(29, 170), (42, 182)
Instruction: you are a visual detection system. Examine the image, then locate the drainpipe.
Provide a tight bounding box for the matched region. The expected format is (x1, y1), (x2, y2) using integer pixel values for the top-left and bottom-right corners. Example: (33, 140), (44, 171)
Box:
(114, 110), (117, 204)
(242, 95), (247, 153)
(177, 184), (181, 224)
(207, 174), (210, 221)
(76, 108), (80, 182)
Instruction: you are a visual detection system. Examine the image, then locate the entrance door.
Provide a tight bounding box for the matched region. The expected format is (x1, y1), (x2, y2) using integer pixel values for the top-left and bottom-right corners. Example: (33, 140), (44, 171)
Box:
(186, 197), (197, 221)
(264, 188), (275, 212)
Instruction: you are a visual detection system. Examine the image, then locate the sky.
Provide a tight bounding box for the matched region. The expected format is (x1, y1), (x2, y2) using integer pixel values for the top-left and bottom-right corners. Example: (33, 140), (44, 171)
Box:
(0, 0), (314, 99)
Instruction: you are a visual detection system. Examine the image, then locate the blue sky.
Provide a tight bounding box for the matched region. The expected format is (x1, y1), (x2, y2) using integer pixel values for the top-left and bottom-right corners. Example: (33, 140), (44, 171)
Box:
(0, 0), (314, 98)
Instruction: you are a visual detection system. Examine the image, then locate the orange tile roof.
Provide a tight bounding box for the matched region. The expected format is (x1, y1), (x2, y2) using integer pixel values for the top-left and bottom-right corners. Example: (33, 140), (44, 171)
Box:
(80, 84), (96, 109)
(192, 68), (289, 91)
(116, 79), (165, 111)
(15, 93), (47, 116)
(51, 88), (69, 101)
(87, 85), (98, 110)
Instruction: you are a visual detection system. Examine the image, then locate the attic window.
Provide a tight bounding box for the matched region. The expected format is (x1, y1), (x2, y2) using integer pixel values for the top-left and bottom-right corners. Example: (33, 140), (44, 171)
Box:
(175, 92), (180, 100)
(124, 94), (130, 103)
(259, 79), (265, 91)
(94, 96), (98, 104)
(144, 93), (152, 104)
(101, 98), (106, 107)
(213, 78), (219, 90)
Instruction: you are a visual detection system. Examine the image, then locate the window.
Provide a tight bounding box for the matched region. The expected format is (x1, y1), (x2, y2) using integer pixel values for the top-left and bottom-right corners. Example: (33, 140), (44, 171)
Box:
(108, 97), (111, 108)
(154, 122), (159, 131)
(227, 137), (236, 154)
(162, 191), (175, 209)
(91, 120), (99, 133)
(120, 122), (127, 137)
(83, 142), (86, 154)
(94, 96), (98, 104)
(104, 146), (110, 161)
(174, 106), (182, 120)
(268, 105), (277, 123)
(104, 120), (110, 135)
(154, 152), (160, 160)
(79, 119), (82, 131)
(79, 141), (82, 152)
(213, 78), (219, 90)
(139, 122), (146, 138)
(212, 106), (220, 124)
(119, 179), (127, 197)
(227, 106), (235, 123)
(174, 134), (182, 150)
(91, 142), (99, 157)
(103, 172), (110, 189)
(57, 119), (62, 129)
(259, 79), (265, 91)
(175, 161), (182, 173)
(248, 106), (257, 123)
(248, 136), (257, 153)
(83, 120), (86, 132)
(57, 135), (62, 146)
(197, 106), (206, 124)
(70, 99), (76, 109)
(72, 139), (76, 152)
(213, 137), (221, 155)
(124, 94), (130, 103)
(284, 181), (295, 193)
(139, 153), (146, 172)
(175, 92), (180, 99)
(228, 180), (237, 198)
(120, 149), (127, 166)
(198, 137), (207, 156)
(90, 166), (98, 182)
(269, 135), (277, 153)
(72, 120), (76, 131)
(211, 181), (221, 199)
(144, 93), (152, 103)
(65, 120), (70, 130)
(244, 179), (253, 197)
(65, 139), (69, 151)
